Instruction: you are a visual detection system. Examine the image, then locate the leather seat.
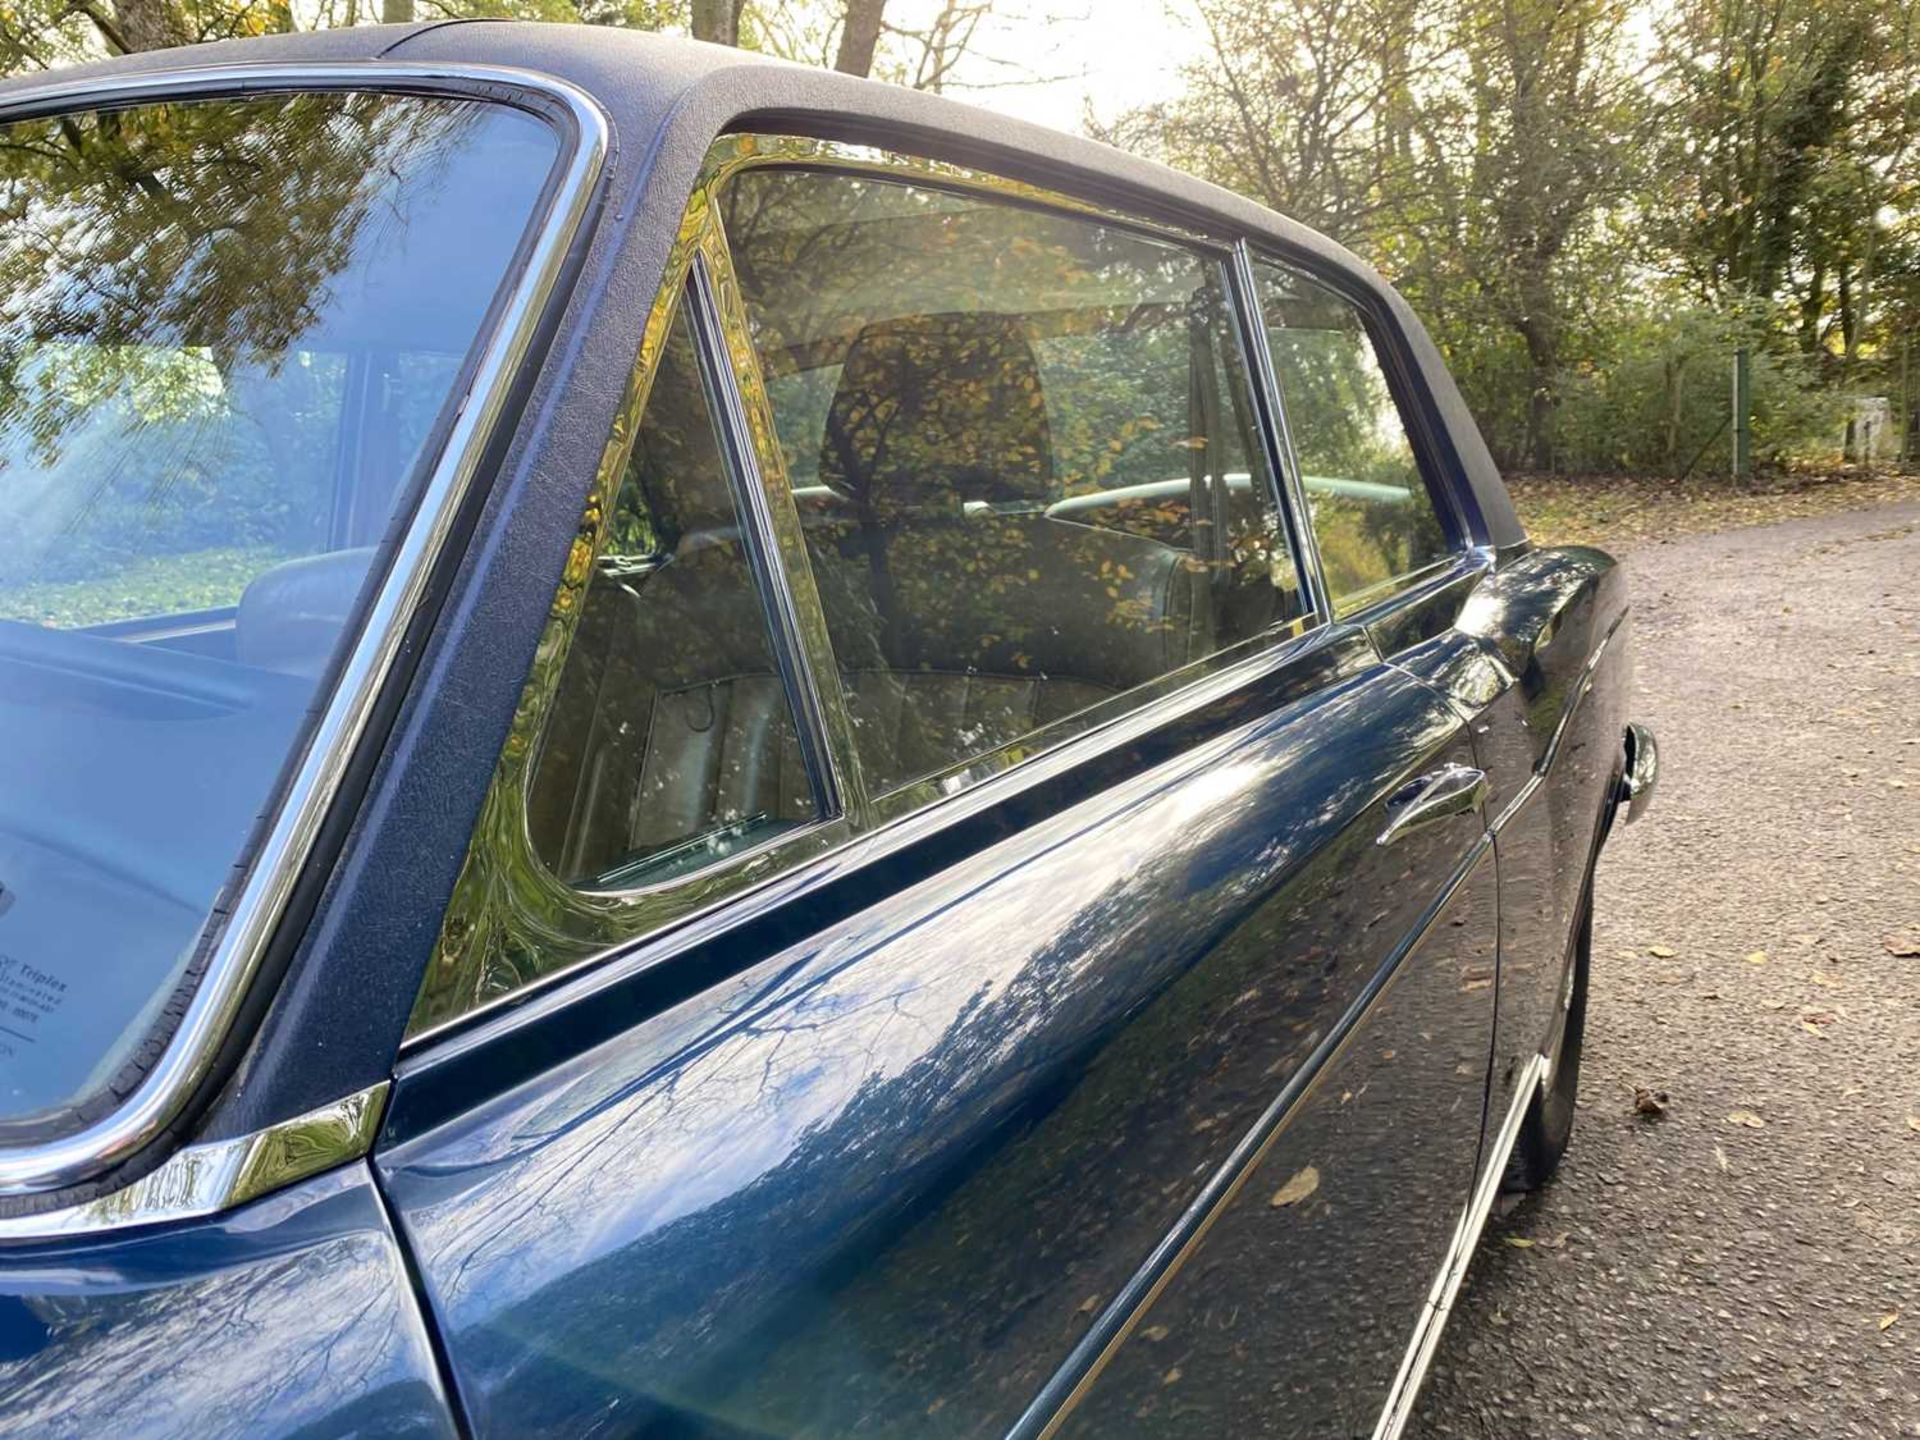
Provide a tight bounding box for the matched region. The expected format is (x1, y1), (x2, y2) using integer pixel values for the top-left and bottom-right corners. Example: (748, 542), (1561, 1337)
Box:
(529, 308), (1221, 883)
(527, 331), (814, 886)
(805, 312), (1214, 792)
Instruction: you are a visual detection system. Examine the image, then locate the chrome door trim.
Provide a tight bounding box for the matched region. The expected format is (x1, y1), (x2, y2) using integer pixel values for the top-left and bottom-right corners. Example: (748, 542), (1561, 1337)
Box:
(1370, 1051), (1550, 1440)
(0, 62), (609, 1197)
(1230, 240), (1331, 619)
(1009, 831), (1498, 1440)
(0, 1083), (390, 1241)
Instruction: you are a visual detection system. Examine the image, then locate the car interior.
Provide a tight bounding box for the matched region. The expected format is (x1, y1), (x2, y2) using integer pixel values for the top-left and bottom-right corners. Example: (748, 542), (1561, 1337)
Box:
(530, 293), (1302, 890)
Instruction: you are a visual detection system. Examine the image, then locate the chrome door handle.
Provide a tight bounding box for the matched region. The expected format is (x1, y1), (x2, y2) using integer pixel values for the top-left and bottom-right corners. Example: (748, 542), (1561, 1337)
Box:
(1377, 763), (1489, 847)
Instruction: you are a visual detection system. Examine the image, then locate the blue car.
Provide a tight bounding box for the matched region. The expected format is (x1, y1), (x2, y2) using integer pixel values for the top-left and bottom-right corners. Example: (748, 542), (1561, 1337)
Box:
(0, 24), (1656, 1439)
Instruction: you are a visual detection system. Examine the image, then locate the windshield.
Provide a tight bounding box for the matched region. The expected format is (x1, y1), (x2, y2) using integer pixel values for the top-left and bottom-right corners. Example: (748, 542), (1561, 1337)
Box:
(0, 89), (558, 1140)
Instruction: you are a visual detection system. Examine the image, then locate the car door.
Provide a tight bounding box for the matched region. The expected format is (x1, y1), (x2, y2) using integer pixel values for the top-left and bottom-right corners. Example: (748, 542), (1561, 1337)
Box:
(373, 140), (1493, 1440)
(1044, 255), (1504, 1440)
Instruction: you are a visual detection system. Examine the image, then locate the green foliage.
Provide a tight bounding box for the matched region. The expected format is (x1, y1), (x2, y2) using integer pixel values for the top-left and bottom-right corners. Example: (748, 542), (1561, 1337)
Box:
(1106, 0), (1920, 476)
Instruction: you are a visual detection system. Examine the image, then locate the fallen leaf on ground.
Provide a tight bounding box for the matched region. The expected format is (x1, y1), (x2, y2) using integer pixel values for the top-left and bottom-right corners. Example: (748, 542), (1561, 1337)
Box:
(1504, 1236), (1534, 1249)
(1906, 1116), (1920, 1133)
(1631, 1086), (1671, 1118)
(1799, 1021), (1827, 1037)
(1713, 1144), (1730, 1172)
(1535, 1231), (1572, 1249)
(1270, 1165), (1320, 1208)
(1649, 945), (1677, 958)
(1727, 1110), (1766, 1128)
(1162, 1367), (1182, 1386)
(1745, 950), (1768, 965)
(1884, 933), (1920, 958)
(1878, 1310), (1899, 1332)
(1809, 970), (1841, 988)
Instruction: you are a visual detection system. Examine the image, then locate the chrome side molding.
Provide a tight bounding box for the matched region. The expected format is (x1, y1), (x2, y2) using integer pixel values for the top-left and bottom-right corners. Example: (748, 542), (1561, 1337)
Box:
(1620, 722), (1659, 825)
(0, 1083), (389, 1241)
(1370, 1052), (1548, 1440)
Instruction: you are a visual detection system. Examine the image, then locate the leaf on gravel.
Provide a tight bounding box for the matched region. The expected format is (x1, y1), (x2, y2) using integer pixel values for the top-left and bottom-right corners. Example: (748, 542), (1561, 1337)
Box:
(1884, 933), (1920, 958)
(1727, 1110), (1767, 1128)
(1799, 1021), (1827, 1037)
(1270, 1165), (1320, 1208)
(1535, 1231), (1572, 1249)
(1906, 1116), (1920, 1134)
(1631, 1086), (1671, 1118)
(1878, 1310), (1899, 1332)
(1744, 950), (1768, 964)
(1649, 945), (1677, 958)
(1713, 1144), (1730, 1172)
(1504, 1236), (1534, 1248)
(1809, 970), (1841, 988)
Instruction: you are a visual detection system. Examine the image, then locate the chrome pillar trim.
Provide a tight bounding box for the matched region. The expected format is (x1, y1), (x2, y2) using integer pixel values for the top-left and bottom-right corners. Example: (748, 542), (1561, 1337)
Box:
(0, 63), (609, 1196)
(1621, 721), (1659, 824)
(0, 1082), (390, 1241)
(1370, 1051), (1549, 1440)
(1229, 240), (1331, 621)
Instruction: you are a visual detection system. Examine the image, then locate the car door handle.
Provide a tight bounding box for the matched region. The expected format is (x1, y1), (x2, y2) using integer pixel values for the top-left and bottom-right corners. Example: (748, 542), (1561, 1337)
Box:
(1376, 763), (1489, 847)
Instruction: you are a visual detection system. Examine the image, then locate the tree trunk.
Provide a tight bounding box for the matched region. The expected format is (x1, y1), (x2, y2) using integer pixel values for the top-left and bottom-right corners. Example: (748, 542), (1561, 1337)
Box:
(110, 0), (190, 51)
(833, 0), (888, 77)
(690, 0), (744, 47)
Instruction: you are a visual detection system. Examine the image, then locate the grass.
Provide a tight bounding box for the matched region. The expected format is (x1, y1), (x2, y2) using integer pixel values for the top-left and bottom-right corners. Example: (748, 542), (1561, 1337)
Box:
(1507, 465), (1920, 550)
(0, 546), (278, 628)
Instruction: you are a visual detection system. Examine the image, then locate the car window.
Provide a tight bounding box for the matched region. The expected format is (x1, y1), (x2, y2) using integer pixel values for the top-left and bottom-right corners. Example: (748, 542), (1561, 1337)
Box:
(719, 168), (1303, 796)
(0, 90), (558, 1138)
(525, 297), (820, 891)
(1250, 259), (1452, 606)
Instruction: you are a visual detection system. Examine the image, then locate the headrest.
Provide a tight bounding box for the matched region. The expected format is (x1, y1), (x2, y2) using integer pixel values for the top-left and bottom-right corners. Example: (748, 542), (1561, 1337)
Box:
(234, 547), (375, 679)
(819, 313), (1052, 512)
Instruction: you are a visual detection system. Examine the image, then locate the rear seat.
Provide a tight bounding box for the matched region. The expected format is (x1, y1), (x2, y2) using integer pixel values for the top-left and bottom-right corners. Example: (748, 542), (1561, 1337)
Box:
(803, 311), (1214, 792)
(530, 308), (1217, 883)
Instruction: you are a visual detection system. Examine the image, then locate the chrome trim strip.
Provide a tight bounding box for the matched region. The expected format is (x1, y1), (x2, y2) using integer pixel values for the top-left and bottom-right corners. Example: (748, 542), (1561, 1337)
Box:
(1230, 240), (1330, 620)
(0, 1083), (390, 1241)
(1370, 1052), (1549, 1440)
(1013, 831), (1497, 1440)
(685, 252), (845, 821)
(0, 63), (609, 1196)
(404, 615), (1358, 1064)
(1621, 721), (1658, 824)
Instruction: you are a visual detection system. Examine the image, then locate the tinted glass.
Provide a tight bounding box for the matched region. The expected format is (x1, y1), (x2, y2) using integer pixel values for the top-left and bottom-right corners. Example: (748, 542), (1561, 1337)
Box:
(0, 92), (556, 1137)
(722, 168), (1301, 795)
(527, 300), (818, 890)
(1252, 260), (1451, 604)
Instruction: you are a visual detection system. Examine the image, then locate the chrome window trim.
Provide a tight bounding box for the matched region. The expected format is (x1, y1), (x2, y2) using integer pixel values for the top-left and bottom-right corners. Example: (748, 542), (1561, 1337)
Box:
(1241, 247), (1478, 607)
(406, 131), (1343, 1042)
(0, 1083), (390, 1241)
(402, 610), (1358, 1069)
(1230, 241), (1330, 619)
(0, 62), (610, 1197)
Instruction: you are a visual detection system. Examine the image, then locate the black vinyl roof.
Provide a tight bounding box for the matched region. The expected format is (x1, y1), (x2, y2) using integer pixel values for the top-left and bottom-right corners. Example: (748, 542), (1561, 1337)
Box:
(0, 20), (1522, 545)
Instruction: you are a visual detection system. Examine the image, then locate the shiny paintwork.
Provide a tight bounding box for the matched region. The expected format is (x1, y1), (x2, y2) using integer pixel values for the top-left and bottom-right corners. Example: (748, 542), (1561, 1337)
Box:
(380, 619), (1493, 1437)
(0, 1164), (455, 1438)
(0, 25), (1650, 1440)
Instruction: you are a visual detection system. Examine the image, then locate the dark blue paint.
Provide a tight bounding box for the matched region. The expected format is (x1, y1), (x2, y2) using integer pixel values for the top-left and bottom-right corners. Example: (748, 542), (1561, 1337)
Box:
(0, 1164), (457, 1439)
(380, 636), (1488, 1438)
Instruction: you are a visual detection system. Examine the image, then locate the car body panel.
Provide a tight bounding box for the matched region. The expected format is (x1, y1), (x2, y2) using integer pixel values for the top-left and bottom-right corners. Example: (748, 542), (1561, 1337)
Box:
(379, 628), (1488, 1438)
(0, 1164), (456, 1438)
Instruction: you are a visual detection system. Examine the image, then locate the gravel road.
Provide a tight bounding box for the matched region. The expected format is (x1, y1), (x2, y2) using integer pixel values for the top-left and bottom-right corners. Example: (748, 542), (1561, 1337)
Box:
(1411, 500), (1920, 1439)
